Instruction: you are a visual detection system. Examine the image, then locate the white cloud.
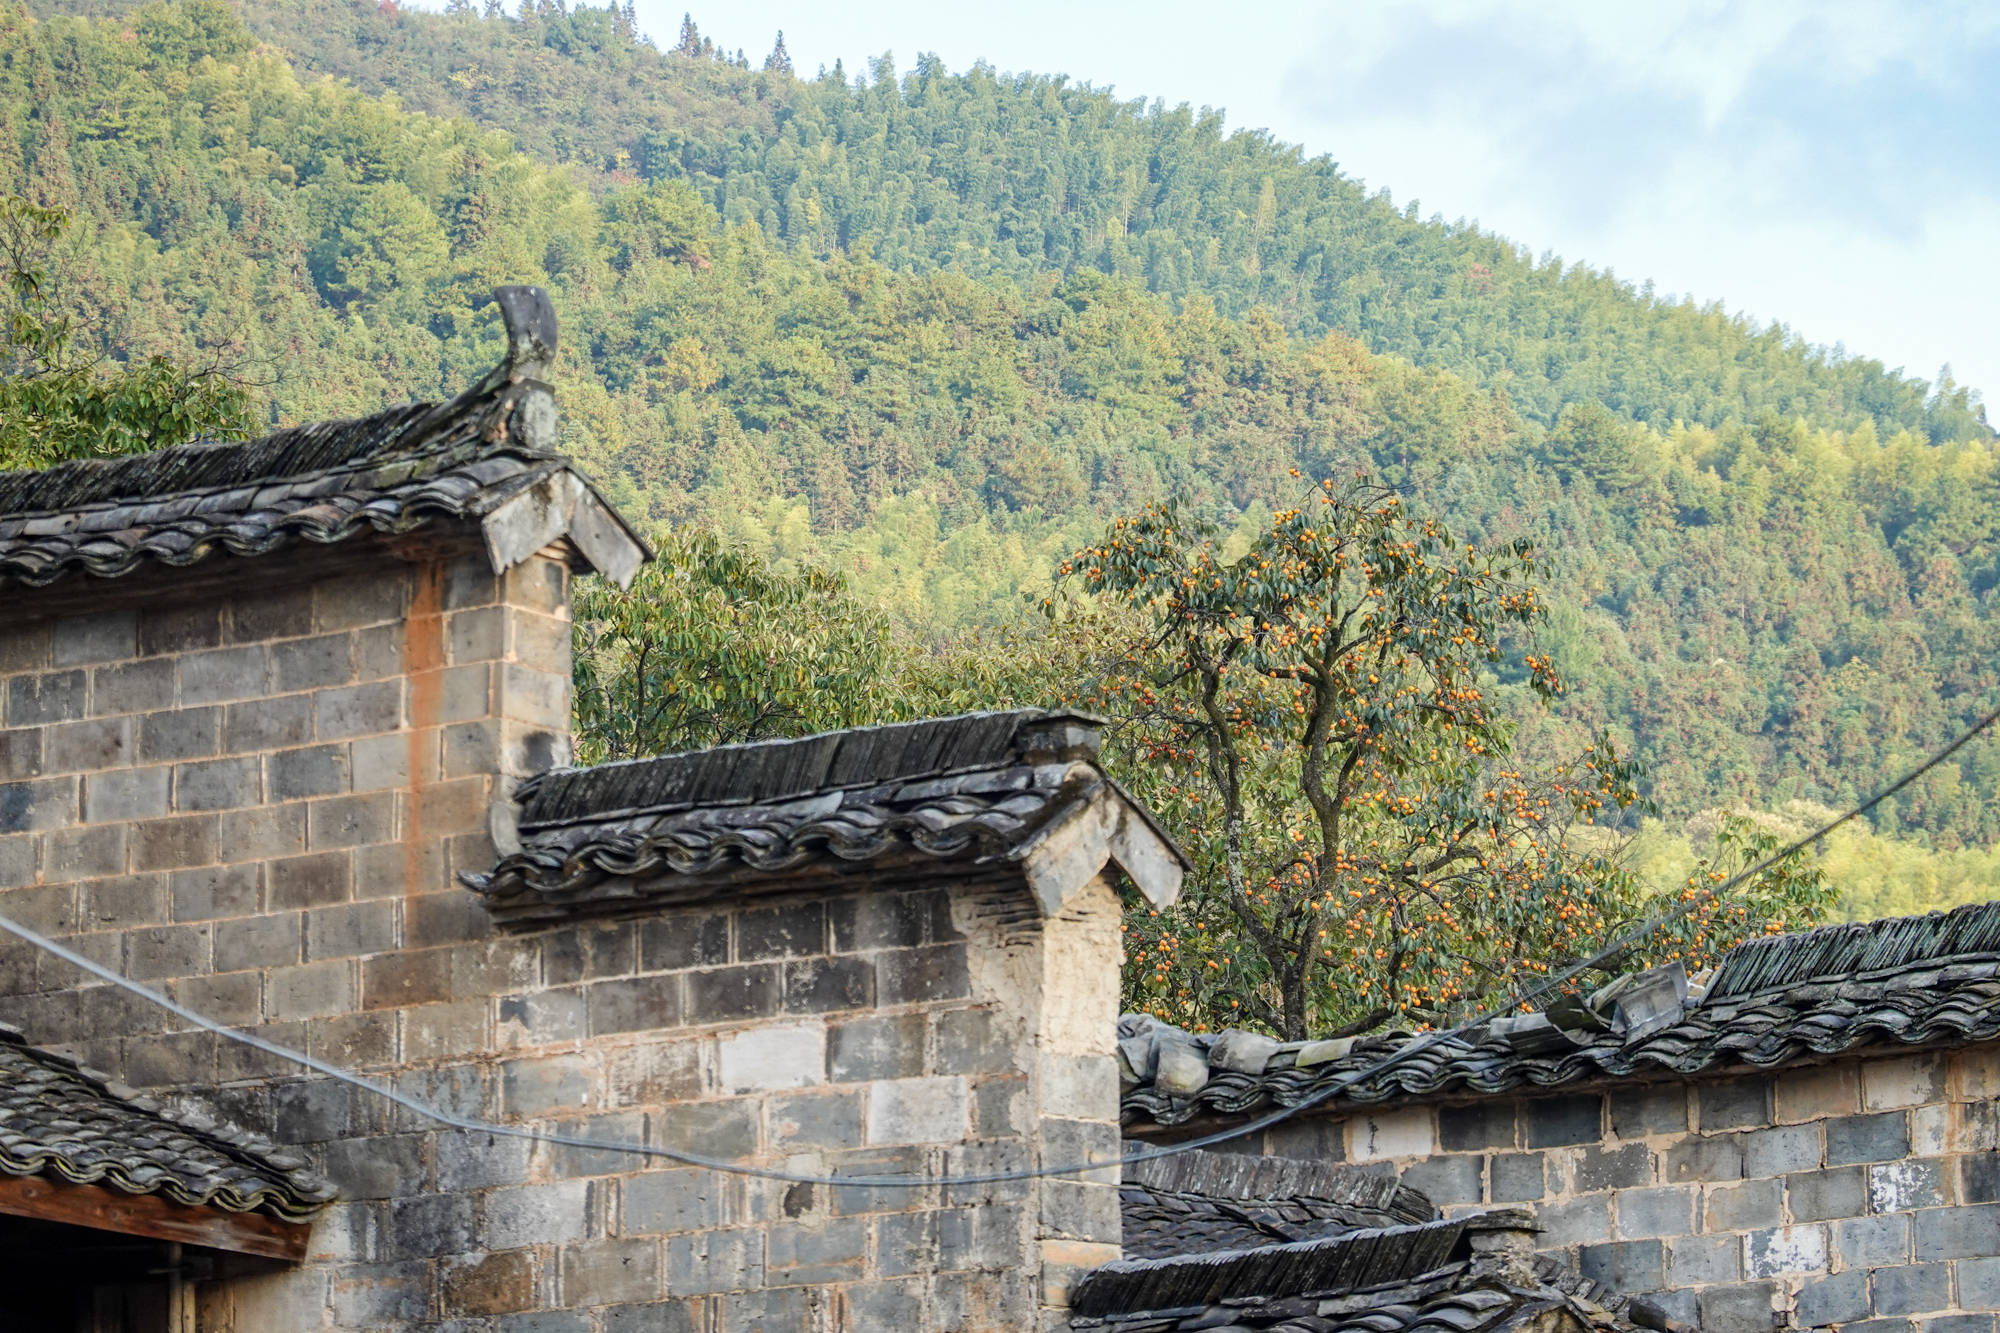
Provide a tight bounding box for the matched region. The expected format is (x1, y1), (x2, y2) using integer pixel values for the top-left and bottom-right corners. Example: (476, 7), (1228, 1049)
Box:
(1275, 0), (2000, 400)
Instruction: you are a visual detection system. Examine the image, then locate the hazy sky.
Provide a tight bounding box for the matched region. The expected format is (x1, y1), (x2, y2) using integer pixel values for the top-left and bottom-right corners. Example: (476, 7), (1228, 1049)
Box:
(591, 1), (1998, 405)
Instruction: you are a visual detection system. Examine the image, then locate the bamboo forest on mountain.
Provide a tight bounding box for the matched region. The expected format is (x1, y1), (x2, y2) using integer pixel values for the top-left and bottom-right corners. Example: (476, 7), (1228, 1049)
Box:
(4, 0), (1997, 1030)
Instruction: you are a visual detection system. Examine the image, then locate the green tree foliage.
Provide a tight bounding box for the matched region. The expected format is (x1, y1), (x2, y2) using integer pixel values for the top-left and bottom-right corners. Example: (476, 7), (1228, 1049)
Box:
(1058, 481), (1829, 1037)
(571, 528), (895, 762)
(4, 0), (1996, 879)
(0, 194), (250, 466)
(762, 31), (790, 77)
(92, 0), (1987, 444)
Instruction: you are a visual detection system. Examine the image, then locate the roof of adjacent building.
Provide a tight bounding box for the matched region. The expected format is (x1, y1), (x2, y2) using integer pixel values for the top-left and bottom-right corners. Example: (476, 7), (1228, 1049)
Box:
(1121, 899), (2000, 1128)
(0, 1024), (335, 1223)
(0, 287), (645, 590)
(1071, 1152), (1665, 1333)
(466, 710), (1188, 926)
(1117, 1153), (1434, 1260)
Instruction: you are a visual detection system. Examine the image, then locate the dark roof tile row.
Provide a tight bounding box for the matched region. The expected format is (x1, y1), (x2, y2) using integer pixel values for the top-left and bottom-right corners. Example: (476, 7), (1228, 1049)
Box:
(0, 1026), (335, 1222)
(1122, 899), (2000, 1127)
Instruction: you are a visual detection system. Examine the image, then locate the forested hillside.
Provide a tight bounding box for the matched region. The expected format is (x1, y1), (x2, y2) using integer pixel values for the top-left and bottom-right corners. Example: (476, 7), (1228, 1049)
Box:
(3, 0), (1997, 890)
(44, 0), (1989, 443)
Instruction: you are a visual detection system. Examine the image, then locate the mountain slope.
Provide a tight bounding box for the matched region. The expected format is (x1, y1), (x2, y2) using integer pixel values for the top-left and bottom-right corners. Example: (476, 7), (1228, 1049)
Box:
(35, 0), (1992, 444)
(2, 0), (1996, 854)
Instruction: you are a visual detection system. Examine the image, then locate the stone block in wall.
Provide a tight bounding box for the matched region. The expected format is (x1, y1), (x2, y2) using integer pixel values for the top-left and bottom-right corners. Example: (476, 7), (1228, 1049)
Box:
(1668, 1233), (1742, 1286)
(1438, 1102), (1516, 1151)
(1743, 1122), (1821, 1177)
(1264, 1115), (1345, 1162)
(47, 716), (134, 771)
(1864, 1055), (1947, 1111)
(1777, 1064), (1863, 1125)
(623, 1169), (730, 1238)
(329, 1262), (429, 1329)
(1828, 1111), (1912, 1166)
(1744, 1224), (1829, 1278)
(765, 1215), (868, 1285)
(1913, 1104), (1949, 1157)
(0, 729), (42, 782)
(1797, 1268), (1871, 1326)
(1699, 1077), (1775, 1131)
(1400, 1153), (1483, 1205)
(1619, 1185), (1695, 1240)
(1790, 1167), (1867, 1222)
(1526, 1094), (1603, 1147)
(839, 1279), (923, 1326)
(482, 1180), (596, 1250)
(1609, 1083), (1689, 1139)
(827, 1013), (926, 1084)
(687, 963), (783, 1025)
(8, 669), (87, 726)
(52, 610), (138, 666)
(1870, 1159), (1948, 1214)
(1706, 1178), (1783, 1232)
(561, 1236), (662, 1306)
(1871, 1262), (1953, 1317)
(1958, 1256), (2000, 1308)
(865, 1076), (969, 1146)
(1951, 1047), (2000, 1102)
(1837, 1213), (1913, 1268)
(1664, 1134), (1746, 1183)
(584, 974), (682, 1037)
(768, 1088), (865, 1152)
(1914, 1203), (2000, 1261)
(439, 1250), (537, 1318)
(1960, 1152), (2000, 1204)
(1352, 1107), (1436, 1161)
(1923, 1317), (2000, 1333)
(665, 1227), (766, 1296)
(1491, 1152), (1545, 1202)
(1696, 1280), (1780, 1333)
(1538, 1193), (1611, 1248)
(1580, 1238), (1665, 1290)
(718, 1024), (826, 1094)
(640, 914), (730, 972)
(1576, 1142), (1653, 1192)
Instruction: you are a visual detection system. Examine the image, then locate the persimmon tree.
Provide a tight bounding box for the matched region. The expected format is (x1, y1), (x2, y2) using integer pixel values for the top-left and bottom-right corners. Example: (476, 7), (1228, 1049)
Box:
(1062, 477), (1826, 1039)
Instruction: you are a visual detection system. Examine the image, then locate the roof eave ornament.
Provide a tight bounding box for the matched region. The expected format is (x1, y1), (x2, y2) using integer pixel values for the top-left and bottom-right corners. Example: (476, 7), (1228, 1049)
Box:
(495, 284), (559, 383)
(473, 285), (650, 589)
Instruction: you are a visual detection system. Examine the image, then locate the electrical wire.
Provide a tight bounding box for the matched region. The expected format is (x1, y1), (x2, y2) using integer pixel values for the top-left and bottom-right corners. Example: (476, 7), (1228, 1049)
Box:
(0, 700), (1994, 1190)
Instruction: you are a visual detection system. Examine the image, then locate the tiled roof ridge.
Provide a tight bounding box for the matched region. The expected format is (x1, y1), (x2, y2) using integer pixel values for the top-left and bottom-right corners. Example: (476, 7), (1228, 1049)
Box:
(0, 285), (651, 591)
(1121, 899), (2000, 1127)
(1707, 896), (2000, 999)
(1124, 1149), (1433, 1222)
(0, 395), (506, 520)
(1067, 1216), (1469, 1319)
(467, 761), (1108, 907)
(467, 708), (1191, 926)
(511, 709), (1103, 827)
(0, 1023), (336, 1221)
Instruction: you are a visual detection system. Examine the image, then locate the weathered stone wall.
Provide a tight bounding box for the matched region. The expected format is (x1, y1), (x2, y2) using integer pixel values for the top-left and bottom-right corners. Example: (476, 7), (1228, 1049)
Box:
(0, 533), (1121, 1331)
(1198, 1049), (2000, 1333)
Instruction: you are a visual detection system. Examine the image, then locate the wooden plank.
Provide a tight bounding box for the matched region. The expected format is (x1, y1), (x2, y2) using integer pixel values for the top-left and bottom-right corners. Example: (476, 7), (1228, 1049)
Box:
(0, 1174), (310, 1262)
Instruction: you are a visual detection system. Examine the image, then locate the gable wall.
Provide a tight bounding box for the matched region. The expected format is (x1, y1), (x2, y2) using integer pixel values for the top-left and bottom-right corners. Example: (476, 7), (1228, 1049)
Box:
(0, 537), (1123, 1332)
(1195, 1047), (2000, 1333)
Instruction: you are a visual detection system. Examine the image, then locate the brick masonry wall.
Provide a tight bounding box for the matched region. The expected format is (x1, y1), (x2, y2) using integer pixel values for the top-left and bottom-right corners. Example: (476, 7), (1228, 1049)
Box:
(1200, 1048), (2000, 1333)
(0, 533), (1123, 1332)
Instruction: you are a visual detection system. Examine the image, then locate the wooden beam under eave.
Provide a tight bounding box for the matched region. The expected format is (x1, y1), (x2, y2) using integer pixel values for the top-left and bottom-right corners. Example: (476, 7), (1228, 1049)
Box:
(0, 1174), (312, 1262)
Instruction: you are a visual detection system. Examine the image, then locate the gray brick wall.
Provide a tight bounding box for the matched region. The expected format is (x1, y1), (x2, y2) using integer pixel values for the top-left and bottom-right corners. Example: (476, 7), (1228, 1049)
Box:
(0, 534), (1124, 1331)
(1203, 1047), (2000, 1333)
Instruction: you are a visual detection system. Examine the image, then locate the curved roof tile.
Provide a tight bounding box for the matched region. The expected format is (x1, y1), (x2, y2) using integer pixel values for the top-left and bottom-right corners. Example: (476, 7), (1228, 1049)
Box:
(0, 1026), (335, 1223)
(1122, 899), (2000, 1127)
